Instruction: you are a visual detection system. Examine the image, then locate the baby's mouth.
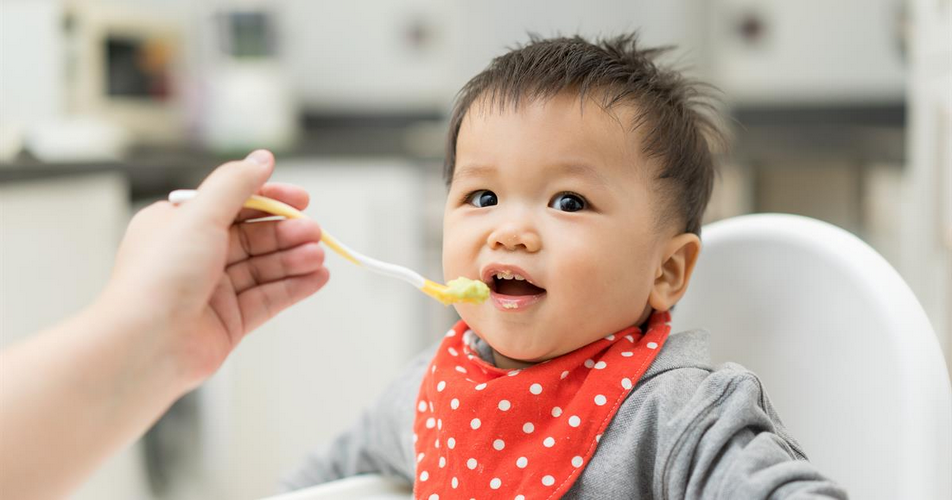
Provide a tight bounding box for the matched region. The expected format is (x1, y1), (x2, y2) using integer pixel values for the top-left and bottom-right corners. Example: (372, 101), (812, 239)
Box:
(489, 272), (546, 297)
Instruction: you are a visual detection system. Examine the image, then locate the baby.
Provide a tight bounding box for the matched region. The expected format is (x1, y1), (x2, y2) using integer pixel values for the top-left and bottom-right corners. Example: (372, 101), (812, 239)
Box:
(284, 34), (847, 499)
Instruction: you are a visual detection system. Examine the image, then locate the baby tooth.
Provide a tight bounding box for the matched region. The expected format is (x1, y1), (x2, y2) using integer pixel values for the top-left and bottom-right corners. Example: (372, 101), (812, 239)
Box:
(514, 275), (525, 281)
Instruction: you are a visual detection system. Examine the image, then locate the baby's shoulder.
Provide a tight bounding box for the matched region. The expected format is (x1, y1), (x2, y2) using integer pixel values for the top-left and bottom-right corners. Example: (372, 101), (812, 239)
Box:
(619, 329), (779, 428)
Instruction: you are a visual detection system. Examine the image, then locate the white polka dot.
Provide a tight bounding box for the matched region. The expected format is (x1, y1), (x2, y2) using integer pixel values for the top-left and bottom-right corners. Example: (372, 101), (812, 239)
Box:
(429, 401), (434, 412)
(417, 452), (425, 463)
(445, 329), (456, 337)
(435, 437), (440, 447)
(448, 346), (458, 356)
(437, 380), (446, 392)
(429, 494), (439, 500)
(438, 420), (443, 431)
(475, 383), (487, 391)
(413, 433), (418, 443)
(647, 341), (659, 349)
(455, 365), (467, 373)
(439, 456), (446, 468)
(447, 437), (456, 449)
(516, 456), (528, 468)
(569, 415), (581, 427)
(426, 417), (436, 429)
(450, 398), (460, 410)
(560, 370), (569, 379)
(493, 439), (505, 450)
(625, 335), (635, 342)
(515, 496), (526, 500)
(451, 477), (459, 488)
(420, 471), (429, 481)
(621, 378), (633, 390)
(508, 369), (521, 377)
(529, 383), (543, 395)
(605, 334), (615, 340)
(542, 475), (555, 486)
(467, 458), (478, 470)
(522, 422), (535, 433)
(543, 436), (555, 447)
(551, 406), (563, 417)
(418, 401), (427, 412)
(595, 434), (602, 442)
(471, 418), (481, 430)
(594, 361), (607, 370)
(498, 399), (511, 411)
(594, 394), (607, 406)
(621, 351), (633, 357)
(431, 365), (436, 373)
(490, 478), (502, 489)
(584, 359), (595, 368)
(572, 456), (584, 467)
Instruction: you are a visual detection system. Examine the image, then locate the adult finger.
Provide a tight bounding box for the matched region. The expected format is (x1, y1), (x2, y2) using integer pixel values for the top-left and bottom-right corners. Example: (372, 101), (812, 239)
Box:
(226, 217), (322, 265)
(235, 182), (311, 222)
(238, 268), (331, 332)
(227, 243), (325, 294)
(189, 150), (275, 227)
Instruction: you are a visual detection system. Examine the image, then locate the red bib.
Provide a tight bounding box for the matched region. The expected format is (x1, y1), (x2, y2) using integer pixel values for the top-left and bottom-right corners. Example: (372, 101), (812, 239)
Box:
(413, 311), (671, 499)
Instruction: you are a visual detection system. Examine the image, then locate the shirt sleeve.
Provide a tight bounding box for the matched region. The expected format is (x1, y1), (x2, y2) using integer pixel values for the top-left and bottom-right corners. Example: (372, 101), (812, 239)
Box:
(657, 364), (849, 500)
(279, 346), (435, 492)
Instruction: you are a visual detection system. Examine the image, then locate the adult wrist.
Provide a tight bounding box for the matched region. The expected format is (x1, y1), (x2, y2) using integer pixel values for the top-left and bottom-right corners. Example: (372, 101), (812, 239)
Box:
(87, 290), (195, 397)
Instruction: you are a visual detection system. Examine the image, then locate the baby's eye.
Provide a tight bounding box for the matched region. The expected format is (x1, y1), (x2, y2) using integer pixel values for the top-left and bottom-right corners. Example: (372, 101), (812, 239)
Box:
(466, 190), (498, 208)
(550, 192), (587, 212)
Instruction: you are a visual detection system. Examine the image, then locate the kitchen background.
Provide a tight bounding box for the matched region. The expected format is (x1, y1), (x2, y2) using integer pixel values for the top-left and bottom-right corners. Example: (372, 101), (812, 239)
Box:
(0, 0), (949, 499)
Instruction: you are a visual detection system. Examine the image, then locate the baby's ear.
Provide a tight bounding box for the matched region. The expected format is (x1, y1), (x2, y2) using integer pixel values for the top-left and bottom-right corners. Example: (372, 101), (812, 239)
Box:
(648, 233), (701, 312)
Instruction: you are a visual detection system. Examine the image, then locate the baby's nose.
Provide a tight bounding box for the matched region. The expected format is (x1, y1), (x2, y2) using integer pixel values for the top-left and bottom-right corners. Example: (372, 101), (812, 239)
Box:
(487, 225), (541, 252)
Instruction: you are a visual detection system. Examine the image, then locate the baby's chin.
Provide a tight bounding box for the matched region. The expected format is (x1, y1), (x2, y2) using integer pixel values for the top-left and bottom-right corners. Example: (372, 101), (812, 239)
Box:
(484, 336), (572, 368)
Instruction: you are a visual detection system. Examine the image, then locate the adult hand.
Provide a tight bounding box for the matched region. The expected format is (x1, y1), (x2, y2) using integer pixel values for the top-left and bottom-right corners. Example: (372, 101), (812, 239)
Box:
(102, 150), (330, 388)
(0, 150), (329, 499)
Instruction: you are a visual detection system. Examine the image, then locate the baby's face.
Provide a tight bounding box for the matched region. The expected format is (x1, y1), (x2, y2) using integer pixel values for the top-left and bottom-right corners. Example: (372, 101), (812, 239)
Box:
(443, 92), (672, 367)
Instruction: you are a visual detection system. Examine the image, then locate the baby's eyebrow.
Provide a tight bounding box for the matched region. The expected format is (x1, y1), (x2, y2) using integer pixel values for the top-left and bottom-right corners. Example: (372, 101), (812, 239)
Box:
(454, 162), (610, 188)
(555, 163), (611, 188)
(453, 163), (497, 183)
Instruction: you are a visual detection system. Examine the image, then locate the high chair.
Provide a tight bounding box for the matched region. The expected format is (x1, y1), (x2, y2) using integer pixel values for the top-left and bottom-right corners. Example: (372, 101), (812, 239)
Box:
(262, 213), (952, 499)
(672, 213), (952, 500)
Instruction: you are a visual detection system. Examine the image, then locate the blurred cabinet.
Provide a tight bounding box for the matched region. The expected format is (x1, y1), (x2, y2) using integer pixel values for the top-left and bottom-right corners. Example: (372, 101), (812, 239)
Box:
(280, 1), (456, 113)
(708, 0), (907, 104)
(279, 0), (707, 114)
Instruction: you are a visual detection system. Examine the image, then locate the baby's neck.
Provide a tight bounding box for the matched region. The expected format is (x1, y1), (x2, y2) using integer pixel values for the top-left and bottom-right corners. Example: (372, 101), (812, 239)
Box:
(491, 350), (538, 370)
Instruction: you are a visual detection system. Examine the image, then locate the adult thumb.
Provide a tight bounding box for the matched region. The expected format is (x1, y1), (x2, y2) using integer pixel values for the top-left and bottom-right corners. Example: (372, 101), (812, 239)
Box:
(191, 150), (274, 227)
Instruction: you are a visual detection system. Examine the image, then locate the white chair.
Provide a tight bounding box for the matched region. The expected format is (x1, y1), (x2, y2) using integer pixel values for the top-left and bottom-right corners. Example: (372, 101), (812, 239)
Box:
(261, 475), (411, 500)
(672, 213), (952, 500)
(261, 213), (952, 500)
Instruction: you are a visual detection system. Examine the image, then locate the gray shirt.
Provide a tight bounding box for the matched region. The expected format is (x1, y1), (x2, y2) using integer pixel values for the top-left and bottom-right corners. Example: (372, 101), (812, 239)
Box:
(283, 329), (848, 499)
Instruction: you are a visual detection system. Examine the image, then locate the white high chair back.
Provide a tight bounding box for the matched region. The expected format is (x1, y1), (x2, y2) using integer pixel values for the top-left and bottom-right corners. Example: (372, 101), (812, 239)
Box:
(671, 213), (952, 500)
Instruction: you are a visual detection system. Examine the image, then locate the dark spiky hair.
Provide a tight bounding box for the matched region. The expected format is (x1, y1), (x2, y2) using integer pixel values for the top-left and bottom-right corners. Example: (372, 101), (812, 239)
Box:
(444, 33), (724, 236)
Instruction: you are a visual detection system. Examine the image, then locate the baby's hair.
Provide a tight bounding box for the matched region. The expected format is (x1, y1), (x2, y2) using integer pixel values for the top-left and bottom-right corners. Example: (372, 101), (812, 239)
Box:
(444, 33), (725, 236)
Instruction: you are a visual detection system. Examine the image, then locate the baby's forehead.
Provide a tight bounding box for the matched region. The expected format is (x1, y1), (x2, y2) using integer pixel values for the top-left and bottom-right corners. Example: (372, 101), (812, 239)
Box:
(457, 92), (655, 179)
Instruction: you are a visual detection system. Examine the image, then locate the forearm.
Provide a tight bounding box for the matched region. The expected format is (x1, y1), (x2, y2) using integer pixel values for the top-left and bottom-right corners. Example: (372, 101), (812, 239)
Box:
(0, 298), (189, 499)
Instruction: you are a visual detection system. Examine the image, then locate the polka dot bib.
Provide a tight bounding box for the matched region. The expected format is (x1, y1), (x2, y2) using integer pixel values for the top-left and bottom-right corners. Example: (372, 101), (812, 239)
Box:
(413, 311), (671, 499)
